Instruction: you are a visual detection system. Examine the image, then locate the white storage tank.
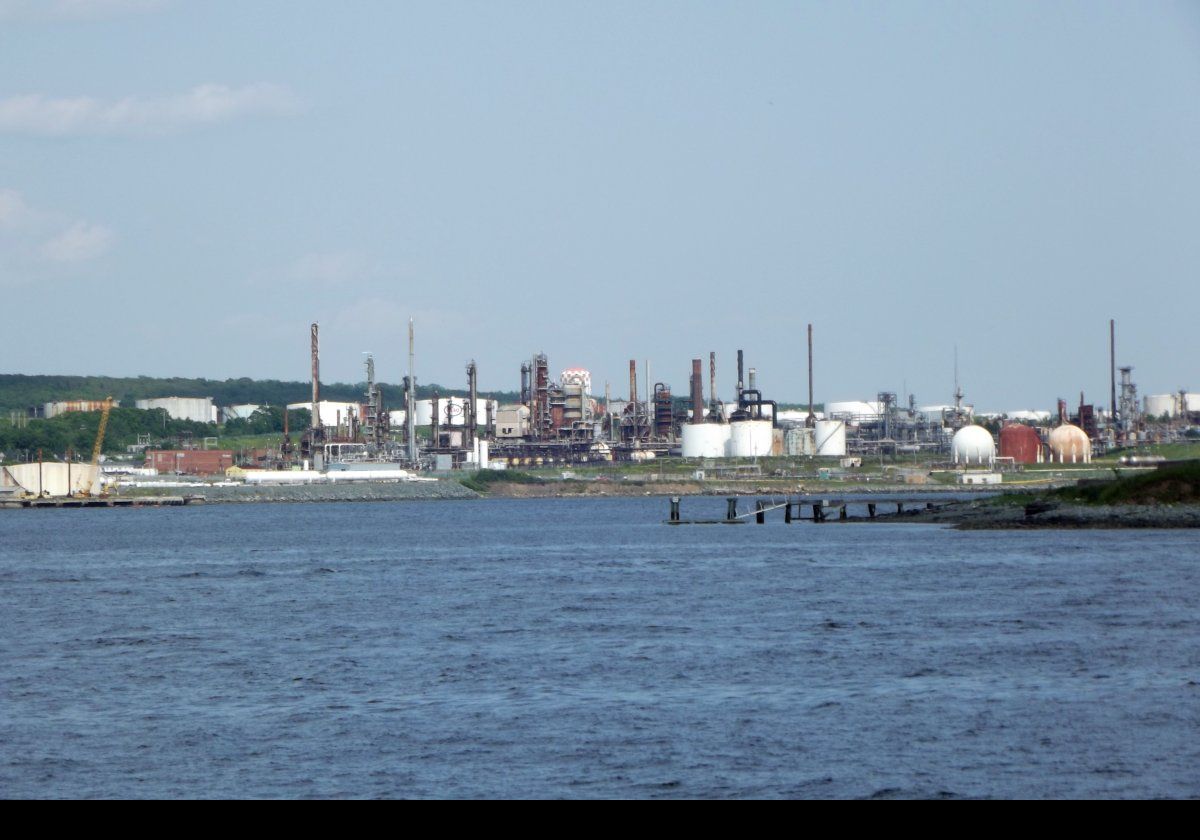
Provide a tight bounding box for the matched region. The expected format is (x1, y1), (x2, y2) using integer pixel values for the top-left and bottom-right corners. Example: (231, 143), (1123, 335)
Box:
(785, 427), (816, 456)
(416, 397), (493, 427)
(1144, 394), (1179, 418)
(136, 396), (216, 424)
(286, 400), (361, 428)
(815, 420), (847, 457)
(1048, 424), (1091, 463)
(478, 399), (497, 425)
(826, 400), (882, 420)
(728, 420), (773, 457)
(951, 425), (996, 465)
(464, 438), (489, 466)
(681, 423), (732, 458)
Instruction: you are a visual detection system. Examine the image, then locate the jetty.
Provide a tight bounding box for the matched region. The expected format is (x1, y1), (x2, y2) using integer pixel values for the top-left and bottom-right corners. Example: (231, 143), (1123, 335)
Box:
(665, 495), (947, 525)
(2, 495), (204, 510)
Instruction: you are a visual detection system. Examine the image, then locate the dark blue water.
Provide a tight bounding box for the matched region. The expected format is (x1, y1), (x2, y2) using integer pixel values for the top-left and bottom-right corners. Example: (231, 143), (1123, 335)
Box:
(2, 497), (1198, 798)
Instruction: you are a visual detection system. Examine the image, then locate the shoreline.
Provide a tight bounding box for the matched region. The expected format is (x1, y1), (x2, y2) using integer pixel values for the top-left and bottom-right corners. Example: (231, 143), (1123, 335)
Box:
(11, 477), (1198, 528)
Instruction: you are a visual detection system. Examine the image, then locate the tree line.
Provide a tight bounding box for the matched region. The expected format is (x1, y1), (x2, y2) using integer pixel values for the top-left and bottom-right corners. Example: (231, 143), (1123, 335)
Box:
(0, 373), (521, 415)
(0, 405), (313, 463)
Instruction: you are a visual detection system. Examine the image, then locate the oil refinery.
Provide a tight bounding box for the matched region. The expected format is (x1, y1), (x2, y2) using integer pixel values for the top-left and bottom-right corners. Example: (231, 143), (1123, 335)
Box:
(2, 315), (1196, 500)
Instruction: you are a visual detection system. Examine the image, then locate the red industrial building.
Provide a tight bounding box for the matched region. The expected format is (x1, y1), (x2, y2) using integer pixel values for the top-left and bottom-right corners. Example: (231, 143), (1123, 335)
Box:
(998, 424), (1044, 464)
(145, 450), (234, 476)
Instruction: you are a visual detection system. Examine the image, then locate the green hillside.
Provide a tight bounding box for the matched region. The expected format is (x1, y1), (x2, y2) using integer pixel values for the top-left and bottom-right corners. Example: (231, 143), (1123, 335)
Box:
(0, 373), (520, 414)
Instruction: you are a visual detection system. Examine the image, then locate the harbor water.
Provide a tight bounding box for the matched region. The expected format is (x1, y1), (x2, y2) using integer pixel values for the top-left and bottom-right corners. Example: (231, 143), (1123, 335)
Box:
(2, 497), (1198, 798)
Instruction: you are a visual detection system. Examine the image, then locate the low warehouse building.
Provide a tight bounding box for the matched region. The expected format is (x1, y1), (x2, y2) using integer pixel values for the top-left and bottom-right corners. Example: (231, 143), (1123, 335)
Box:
(145, 450), (234, 476)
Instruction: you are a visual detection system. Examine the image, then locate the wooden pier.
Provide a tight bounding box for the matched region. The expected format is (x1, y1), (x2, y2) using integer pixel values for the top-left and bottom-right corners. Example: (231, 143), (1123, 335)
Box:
(665, 495), (943, 525)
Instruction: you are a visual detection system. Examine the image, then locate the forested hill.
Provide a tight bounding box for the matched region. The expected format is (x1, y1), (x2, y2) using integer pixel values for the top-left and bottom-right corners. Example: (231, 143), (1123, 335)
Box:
(0, 374), (519, 413)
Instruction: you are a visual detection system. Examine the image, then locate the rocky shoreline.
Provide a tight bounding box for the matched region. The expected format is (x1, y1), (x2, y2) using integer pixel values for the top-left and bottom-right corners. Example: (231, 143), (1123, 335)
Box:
(122, 479), (478, 505)
(867, 498), (1200, 529)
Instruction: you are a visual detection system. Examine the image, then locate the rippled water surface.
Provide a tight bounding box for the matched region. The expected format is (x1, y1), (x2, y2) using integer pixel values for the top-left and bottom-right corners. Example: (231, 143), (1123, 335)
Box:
(2, 497), (1198, 798)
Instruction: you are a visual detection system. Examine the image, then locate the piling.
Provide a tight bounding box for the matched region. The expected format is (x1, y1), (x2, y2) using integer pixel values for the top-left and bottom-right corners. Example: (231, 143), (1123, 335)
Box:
(726, 497), (738, 522)
(755, 500), (765, 524)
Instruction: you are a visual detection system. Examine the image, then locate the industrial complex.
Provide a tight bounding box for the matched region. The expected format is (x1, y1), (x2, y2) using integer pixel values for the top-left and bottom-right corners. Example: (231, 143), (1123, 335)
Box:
(2, 317), (1197, 499)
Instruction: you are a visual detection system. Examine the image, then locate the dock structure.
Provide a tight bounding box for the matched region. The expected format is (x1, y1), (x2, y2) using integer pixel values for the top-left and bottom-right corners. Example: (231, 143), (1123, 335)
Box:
(2, 495), (204, 510)
(665, 495), (942, 525)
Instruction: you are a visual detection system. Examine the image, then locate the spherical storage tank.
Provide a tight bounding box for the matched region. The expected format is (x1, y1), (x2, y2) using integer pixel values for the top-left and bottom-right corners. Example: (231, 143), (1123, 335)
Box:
(952, 425), (996, 466)
(1048, 424), (1091, 463)
(815, 420), (847, 457)
(681, 423), (732, 458)
(728, 420), (773, 457)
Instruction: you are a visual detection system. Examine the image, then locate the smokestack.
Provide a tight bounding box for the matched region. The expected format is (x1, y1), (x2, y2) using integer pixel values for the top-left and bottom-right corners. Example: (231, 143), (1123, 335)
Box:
(748, 367), (757, 393)
(709, 352), (717, 416)
(1110, 319), (1117, 426)
(629, 359), (638, 405)
(736, 350), (744, 403)
(466, 360), (477, 448)
(406, 318), (417, 464)
(806, 321), (816, 427)
(691, 359), (704, 424)
(310, 322), (320, 433)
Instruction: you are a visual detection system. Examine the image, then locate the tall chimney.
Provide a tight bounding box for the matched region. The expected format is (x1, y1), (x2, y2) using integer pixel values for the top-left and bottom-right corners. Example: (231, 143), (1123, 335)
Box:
(807, 324), (816, 428)
(629, 359), (638, 405)
(709, 352), (717, 416)
(466, 361), (477, 448)
(1110, 319), (1117, 428)
(406, 318), (417, 464)
(310, 322), (320, 433)
(691, 359), (704, 424)
(736, 349), (744, 404)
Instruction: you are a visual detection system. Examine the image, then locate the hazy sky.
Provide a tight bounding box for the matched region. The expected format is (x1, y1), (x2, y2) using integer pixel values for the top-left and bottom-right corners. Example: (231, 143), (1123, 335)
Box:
(2, 1), (1197, 411)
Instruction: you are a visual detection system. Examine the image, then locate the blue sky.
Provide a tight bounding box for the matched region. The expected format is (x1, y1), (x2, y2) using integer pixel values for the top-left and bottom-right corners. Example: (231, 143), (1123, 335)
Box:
(2, 1), (1197, 411)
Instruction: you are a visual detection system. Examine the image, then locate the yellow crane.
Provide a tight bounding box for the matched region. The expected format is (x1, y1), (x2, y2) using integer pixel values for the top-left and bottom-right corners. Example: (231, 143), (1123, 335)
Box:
(79, 396), (114, 497)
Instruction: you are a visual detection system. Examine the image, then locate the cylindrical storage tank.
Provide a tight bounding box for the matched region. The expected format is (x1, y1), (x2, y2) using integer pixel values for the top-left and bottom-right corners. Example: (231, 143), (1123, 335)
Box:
(414, 399), (433, 426)
(468, 439), (489, 465)
(815, 420), (847, 457)
(952, 425), (996, 465)
(785, 427), (816, 456)
(682, 423), (732, 458)
(728, 420), (773, 457)
(1144, 394), (1179, 418)
(441, 397), (467, 426)
(475, 399), (495, 427)
(415, 398), (469, 426)
(1048, 424), (1091, 463)
(826, 401), (881, 420)
(1186, 394), (1200, 413)
(999, 424), (1043, 464)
